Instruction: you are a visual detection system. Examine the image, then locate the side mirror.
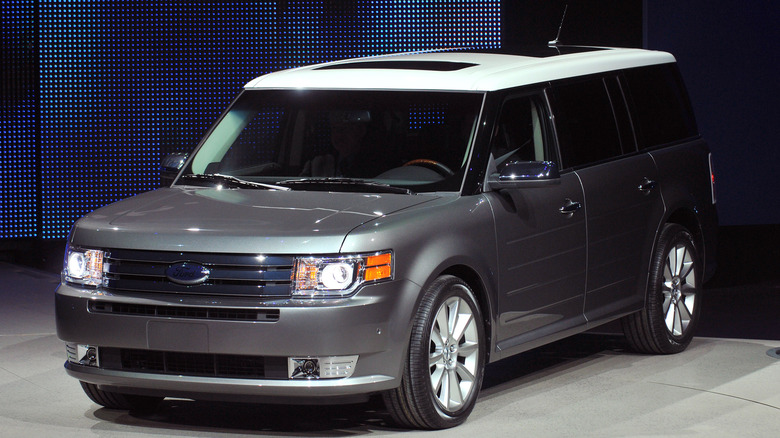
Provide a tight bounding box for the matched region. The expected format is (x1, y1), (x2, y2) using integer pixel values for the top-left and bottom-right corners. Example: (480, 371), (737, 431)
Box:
(161, 153), (188, 186)
(487, 161), (560, 190)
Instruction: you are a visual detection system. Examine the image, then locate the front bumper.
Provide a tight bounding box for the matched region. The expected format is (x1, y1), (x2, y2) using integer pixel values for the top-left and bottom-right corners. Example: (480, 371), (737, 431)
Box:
(55, 279), (421, 401)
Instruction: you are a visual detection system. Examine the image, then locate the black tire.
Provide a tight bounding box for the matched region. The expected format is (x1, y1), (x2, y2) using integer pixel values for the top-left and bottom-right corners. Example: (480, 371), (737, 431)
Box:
(383, 275), (486, 429)
(622, 224), (702, 354)
(80, 381), (162, 411)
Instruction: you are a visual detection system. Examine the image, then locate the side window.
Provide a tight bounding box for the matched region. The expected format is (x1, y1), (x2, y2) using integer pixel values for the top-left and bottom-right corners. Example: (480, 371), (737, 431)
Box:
(622, 63), (698, 149)
(489, 95), (550, 173)
(552, 78), (622, 169)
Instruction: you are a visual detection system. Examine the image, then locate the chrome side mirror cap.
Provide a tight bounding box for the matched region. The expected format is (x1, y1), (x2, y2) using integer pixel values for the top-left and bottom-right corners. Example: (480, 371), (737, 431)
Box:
(161, 152), (188, 186)
(487, 161), (561, 190)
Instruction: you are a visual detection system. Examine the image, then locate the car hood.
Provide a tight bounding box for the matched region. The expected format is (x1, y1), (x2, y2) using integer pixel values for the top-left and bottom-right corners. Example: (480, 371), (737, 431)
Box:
(71, 187), (439, 253)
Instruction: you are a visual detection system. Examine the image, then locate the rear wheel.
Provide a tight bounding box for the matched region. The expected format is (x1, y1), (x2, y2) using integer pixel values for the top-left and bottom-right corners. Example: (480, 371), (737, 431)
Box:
(383, 275), (486, 429)
(623, 224), (702, 354)
(80, 381), (162, 411)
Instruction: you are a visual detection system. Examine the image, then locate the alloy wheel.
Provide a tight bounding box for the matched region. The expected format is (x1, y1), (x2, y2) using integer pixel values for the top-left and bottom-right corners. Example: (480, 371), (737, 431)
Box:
(662, 243), (697, 337)
(428, 292), (481, 412)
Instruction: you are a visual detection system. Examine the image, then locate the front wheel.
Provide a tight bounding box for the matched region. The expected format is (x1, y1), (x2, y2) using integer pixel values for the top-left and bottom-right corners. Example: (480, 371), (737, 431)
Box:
(383, 275), (486, 429)
(622, 224), (702, 354)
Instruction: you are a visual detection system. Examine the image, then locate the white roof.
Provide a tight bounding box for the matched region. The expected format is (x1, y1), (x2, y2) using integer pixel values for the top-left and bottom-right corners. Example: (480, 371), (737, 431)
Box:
(245, 48), (676, 92)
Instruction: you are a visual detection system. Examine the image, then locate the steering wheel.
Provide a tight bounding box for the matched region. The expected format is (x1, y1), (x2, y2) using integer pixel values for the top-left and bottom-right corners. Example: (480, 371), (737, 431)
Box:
(402, 159), (454, 177)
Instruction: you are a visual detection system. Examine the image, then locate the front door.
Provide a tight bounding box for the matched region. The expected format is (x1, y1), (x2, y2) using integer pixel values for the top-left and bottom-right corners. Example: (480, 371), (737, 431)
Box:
(485, 94), (587, 356)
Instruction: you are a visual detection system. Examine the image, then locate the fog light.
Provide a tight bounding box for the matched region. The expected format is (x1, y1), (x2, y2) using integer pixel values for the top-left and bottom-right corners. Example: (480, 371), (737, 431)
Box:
(67, 344), (98, 367)
(289, 358), (320, 379)
(288, 355), (358, 379)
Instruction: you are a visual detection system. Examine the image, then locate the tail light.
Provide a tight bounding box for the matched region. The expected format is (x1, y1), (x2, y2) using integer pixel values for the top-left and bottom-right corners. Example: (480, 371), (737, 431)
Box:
(708, 153), (716, 204)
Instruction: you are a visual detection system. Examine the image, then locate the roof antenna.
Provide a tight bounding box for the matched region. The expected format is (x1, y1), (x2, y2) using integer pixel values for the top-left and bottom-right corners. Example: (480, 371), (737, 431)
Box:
(548, 4), (568, 47)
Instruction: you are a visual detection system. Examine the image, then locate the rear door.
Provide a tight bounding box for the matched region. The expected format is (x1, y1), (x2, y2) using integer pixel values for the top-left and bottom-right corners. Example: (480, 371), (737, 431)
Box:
(550, 76), (664, 323)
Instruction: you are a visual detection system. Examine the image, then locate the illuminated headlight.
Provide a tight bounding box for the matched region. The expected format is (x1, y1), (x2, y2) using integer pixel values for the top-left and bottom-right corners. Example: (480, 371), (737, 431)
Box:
(64, 247), (105, 286)
(321, 262), (354, 289)
(292, 251), (392, 297)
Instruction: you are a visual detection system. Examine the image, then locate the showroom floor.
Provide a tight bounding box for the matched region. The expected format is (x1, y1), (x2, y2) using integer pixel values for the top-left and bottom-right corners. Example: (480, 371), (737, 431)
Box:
(1, 259), (778, 437)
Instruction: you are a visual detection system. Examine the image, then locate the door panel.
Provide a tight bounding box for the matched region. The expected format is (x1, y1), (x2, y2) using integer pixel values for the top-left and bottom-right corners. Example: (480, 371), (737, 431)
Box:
(488, 172), (587, 350)
(576, 153), (664, 321)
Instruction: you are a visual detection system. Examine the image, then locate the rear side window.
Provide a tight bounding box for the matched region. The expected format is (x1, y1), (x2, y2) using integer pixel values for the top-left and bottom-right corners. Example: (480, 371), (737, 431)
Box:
(551, 78), (622, 169)
(622, 63), (698, 149)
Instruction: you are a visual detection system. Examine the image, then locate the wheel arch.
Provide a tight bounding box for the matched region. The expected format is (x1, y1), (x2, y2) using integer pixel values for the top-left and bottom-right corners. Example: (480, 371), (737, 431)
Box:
(664, 207), (704, 257)
(439, 264), (494, 363)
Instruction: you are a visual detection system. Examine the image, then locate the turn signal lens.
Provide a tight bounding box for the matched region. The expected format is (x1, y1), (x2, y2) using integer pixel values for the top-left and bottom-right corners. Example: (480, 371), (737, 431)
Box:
(365, 265), (391, 282)
(366, 253), (392, 267)
(365, 252), (392, 282)
(293, 260), (319, 291)
(291, 251), (393, 298)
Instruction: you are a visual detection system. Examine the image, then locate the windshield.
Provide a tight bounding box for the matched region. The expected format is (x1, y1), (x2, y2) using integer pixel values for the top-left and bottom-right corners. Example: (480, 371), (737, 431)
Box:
(182, 90), (484, 193)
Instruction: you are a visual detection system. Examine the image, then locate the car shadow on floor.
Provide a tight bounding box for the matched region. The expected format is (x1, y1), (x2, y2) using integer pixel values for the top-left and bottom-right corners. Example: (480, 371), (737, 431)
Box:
(89, 333), (630, 435)
(92, 394), (394, 435)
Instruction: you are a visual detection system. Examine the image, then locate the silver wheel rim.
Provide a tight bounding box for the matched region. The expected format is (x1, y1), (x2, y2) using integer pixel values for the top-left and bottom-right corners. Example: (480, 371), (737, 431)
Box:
(428, 290), (480, 412)
(662, 242), (697, 337)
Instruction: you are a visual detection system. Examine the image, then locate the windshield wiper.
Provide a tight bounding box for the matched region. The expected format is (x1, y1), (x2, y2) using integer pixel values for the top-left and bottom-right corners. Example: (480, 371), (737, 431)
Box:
(178, 174), (290, 191)
(276, 178), (414, 195)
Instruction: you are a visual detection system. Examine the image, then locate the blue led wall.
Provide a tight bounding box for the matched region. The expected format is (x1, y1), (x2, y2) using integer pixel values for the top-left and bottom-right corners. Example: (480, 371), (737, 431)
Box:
(1, 1), (37, 238)
(1, 1), (501, 239)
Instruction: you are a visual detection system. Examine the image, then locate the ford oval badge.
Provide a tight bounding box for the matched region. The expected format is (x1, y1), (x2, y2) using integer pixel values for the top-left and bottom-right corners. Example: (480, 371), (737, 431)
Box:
(166, 262), (210, 285)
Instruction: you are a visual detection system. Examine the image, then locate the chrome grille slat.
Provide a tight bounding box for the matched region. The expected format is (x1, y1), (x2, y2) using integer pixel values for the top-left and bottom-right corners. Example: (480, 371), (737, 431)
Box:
(106, 249), (293, 267)
(102, 250), (294, 298)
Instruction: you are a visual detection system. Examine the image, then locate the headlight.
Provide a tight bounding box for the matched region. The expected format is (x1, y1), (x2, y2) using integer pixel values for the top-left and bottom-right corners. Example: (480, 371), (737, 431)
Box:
(64, 247), (105, 286)
(292, 251), (393, 297)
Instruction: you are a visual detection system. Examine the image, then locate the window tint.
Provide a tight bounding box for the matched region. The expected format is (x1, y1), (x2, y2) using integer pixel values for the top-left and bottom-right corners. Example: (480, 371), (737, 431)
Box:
(489, 95), (550, 173)
(552, 78), (622, 169)
(622, 63), (698, 149)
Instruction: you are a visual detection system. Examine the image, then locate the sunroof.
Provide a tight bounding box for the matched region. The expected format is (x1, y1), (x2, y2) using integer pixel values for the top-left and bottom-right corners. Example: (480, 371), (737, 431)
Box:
(315, 60), (478, 72)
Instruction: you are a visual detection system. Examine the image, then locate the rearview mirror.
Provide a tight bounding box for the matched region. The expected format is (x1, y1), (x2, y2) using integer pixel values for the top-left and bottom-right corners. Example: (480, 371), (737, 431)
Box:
(161, 152), (188, 186)
(487, 161), (560, 190)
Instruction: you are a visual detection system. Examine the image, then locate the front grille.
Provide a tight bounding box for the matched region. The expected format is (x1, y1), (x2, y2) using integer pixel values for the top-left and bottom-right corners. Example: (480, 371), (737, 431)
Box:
(99, 348), (288, 379)
(102, 249), (294, 298)
(88, 301), (280, 322)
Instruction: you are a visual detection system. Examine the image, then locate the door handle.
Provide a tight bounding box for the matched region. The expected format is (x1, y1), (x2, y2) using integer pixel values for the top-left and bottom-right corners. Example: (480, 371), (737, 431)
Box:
(638, 177), (657, 194)
(559, 198), (582, 216)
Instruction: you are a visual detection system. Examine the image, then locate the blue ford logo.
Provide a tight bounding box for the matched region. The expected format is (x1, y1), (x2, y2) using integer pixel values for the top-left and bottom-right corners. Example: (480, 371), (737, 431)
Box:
(166, 262), (210, 285)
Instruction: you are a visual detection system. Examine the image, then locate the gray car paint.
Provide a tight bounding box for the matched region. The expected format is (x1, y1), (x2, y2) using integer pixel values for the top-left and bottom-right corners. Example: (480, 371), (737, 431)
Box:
(71, 187), (440, 253)
(58, 192), (499, 401)
(577, 152), (664, 322)
(56, 66), (718, 406)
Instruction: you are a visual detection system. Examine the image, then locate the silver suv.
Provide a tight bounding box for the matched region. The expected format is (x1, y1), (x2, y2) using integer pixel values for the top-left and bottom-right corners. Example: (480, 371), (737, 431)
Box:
(57, 47), (718, 429)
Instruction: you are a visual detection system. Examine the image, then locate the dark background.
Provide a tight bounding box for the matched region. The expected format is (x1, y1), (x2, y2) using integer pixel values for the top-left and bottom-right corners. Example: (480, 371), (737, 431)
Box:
(503, 0), (779, 226)
(2, 1), (778, 332)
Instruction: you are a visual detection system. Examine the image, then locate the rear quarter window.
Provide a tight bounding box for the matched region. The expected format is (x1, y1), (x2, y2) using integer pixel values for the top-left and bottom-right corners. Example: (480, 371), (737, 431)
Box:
(622, 63), (698, 149)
